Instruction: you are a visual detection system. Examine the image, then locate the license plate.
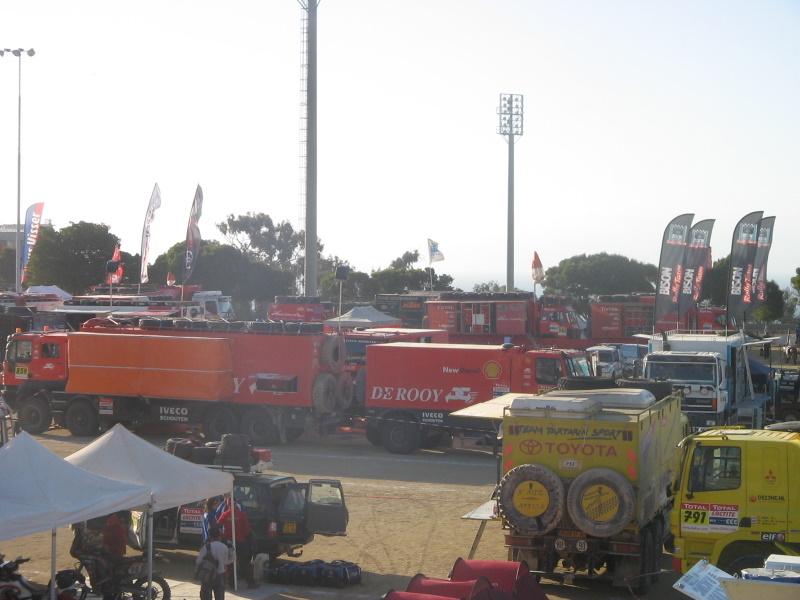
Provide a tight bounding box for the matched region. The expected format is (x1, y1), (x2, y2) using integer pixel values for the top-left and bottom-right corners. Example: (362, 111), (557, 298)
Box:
(14, 366), (28, 379)
(282, 522), (297, 534)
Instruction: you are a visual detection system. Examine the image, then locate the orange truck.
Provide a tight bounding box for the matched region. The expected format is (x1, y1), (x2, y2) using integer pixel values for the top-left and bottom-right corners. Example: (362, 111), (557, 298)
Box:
(1, 319), (347, 443)
(361, 342), (593, 453)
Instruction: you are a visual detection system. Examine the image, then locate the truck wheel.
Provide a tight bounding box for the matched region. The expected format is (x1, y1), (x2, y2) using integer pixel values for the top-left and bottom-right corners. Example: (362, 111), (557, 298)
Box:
(18, 393), (52, 434)
(635, 529), (655, 594)
(283, 426), (305, 443)
(497, 464), (564, 535)
(566, 467), (635, 538)
(320, 336), (345, 372)
(718, 543), (775, 576)
(240, 408), (279, 445)
(64, 399), (99, 437)
(334, 373), (353, 411)
(204, 407), (238, 441)
(312, 373), (337, 414)
(381, 418), (420, 454)
(365, 423), (382, 446)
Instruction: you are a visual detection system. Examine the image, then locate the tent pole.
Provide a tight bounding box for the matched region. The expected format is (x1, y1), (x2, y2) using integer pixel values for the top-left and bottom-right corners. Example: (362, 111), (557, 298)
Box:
(50, 528), (56, 600)
(147, 506), (154, 600)
(231, 491), (238, 592)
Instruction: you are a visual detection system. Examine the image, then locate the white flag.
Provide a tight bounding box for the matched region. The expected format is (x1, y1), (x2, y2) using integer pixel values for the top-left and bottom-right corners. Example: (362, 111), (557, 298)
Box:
(428, 239), (444, 263)
(140, 183), (162, 284)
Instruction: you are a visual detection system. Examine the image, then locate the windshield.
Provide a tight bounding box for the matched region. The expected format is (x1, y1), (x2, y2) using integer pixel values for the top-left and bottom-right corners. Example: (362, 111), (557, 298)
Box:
(646, 361), (715, 383)
(620, 345), (638, 360)
(597, 351), (615, 363)
(569, 357), (592, 376)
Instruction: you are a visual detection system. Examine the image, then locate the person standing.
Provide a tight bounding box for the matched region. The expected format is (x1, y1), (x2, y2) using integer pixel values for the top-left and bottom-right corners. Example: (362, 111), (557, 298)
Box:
(216, 497), (254, 587)
(202, 497), (222, 543)
(196, 526), (230, 600)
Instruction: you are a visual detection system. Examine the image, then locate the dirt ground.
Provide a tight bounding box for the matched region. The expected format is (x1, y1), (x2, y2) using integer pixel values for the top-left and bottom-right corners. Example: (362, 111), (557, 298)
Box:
(2, 428), (682, 600)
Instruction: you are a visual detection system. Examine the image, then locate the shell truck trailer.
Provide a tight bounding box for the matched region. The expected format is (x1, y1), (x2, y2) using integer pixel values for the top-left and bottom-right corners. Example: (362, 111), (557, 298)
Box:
(493, 387), (686, 594)
(1, 319), (349, 443)
(643, 331), (766, 431)
(361, 342), (593, 454)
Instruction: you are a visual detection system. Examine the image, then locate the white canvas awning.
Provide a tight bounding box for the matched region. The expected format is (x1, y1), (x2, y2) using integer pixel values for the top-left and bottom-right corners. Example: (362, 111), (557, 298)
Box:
(325, 305), (402, 328)
(0, 432), (152, 541)
(66, 424), (233, 512)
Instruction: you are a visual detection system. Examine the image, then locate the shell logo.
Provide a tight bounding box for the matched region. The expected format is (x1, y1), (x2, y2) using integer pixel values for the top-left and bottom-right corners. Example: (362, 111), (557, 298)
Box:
(483, 360), (502, 379)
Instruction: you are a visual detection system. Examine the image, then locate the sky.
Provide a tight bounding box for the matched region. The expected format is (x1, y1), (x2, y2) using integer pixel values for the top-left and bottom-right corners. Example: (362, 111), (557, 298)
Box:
(1, 0), (798, 293)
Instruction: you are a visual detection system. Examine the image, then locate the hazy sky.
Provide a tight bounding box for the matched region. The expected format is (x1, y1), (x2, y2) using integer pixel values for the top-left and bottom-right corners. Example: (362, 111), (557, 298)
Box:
(1, 1), (798, 292)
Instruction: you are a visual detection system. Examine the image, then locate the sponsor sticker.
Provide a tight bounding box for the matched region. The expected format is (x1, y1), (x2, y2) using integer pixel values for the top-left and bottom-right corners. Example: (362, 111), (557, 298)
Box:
(581, 484), (620, 523)
(681, 503), (739, 532)
(513, 481), (550, 518)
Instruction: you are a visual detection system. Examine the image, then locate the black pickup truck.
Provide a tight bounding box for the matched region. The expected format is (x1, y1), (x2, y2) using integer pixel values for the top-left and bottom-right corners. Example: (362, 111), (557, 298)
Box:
(140, 471), (348, 560)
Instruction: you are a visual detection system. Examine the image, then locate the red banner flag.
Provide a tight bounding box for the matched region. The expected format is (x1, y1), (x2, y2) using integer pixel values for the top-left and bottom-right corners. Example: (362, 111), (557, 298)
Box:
(106, 245), (124, 284)
(531, 252), (544, 283)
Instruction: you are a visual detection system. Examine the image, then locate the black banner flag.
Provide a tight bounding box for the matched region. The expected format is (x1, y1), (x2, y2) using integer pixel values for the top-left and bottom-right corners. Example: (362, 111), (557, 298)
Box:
(184, 185), (203, 283)
(677, 219), (715, 323)
(654, 213), (694, 329)
(726, 211), (763, 327)
(751, 216), (775, 311)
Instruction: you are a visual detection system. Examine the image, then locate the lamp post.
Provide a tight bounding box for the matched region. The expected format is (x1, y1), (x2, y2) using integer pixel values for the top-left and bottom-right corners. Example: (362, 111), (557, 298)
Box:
(496, 93), (523, 292)
(1, 47), (35, 293)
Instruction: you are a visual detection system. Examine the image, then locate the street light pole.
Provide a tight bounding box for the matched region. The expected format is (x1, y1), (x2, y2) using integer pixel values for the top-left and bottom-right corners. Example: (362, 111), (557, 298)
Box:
(496, 93), (523, 292)
(2, 48), (35, 293)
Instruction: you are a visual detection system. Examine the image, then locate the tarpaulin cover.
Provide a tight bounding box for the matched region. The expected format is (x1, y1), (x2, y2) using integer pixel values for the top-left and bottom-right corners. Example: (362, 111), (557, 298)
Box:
(0, 432), (151, 541)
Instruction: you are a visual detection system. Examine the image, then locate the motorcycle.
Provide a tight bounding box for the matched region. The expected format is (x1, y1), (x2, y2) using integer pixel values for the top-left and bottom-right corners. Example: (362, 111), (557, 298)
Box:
(0, 555), (86, 600)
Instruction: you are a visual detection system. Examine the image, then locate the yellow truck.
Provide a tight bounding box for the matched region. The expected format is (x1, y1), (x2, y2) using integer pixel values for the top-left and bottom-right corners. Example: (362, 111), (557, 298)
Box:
(670, 424), (800, 575)
(493, 388), (685, 593)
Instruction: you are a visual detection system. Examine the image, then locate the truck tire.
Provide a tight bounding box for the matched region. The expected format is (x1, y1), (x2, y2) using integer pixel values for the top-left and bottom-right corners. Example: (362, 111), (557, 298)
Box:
(718, 542), (776, 576)
(241, 407), (279, 445)
(635, 528), (655, 594)
(312, 373), (337, 413)
(365, 422), (382, 446)
(566, 468), (635, 538)
(334, 373), (354, 411)
(320, 336), (345, 372)
(165, 437), (194, 459)
(381, 417), (421, 454)
(64, 398), (99, 437)
(18, 392), (52, 434)
(354, 369), (367, 406)
(203, 406), (238, 441)
(497, 464), (564, 535)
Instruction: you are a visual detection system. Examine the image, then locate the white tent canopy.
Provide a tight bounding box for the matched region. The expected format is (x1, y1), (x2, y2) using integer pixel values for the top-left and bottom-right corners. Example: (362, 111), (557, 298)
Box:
(325, 305), (402, 328)
(0, 432), (151, 541)
(25, 285), (73, 300)
(66, 424), (233, 511)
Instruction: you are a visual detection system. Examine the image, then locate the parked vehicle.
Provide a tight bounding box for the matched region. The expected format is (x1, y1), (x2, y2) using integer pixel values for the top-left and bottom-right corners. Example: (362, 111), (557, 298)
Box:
(495, 387), (685, 593)
(586, 345), (623, 379)
(643, 331), (766, 431)
(774, 369), (800, 422)
(0, 555), (86, 600)
(670, 423), (800, 575)
(0, 398), (13, 447)
(362, 342), (593, 453)
(1, 319), (347, 443)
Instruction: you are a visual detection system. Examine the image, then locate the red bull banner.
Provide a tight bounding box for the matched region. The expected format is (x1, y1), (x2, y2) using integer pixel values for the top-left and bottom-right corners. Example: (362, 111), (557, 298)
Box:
(751, 216), (775, 309)
(654, 213), (694, 329)
(677, 219), (714, 322)
(726, 211), (763, 327)
(21, 202), (44, 284)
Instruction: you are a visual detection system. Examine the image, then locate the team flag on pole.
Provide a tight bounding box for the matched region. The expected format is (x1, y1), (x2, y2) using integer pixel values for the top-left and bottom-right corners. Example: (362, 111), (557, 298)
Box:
(21, 202), (44, 284)
(107, 245), (124, 284)
(184, 185), (203, 283)
(427, 239), (444, 263)
(139, 183), (162, 284)
(531, 252), (544, 283)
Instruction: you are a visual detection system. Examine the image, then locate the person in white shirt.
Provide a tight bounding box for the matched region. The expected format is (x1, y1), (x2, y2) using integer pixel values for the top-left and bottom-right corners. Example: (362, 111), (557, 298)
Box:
(196, 526), (232, 600)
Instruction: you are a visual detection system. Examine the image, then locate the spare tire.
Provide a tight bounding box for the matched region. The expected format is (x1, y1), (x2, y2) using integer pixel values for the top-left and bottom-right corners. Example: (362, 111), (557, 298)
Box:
(334, 372), (354, 411)
(320, 335), (345, 372)
(566, 468), (636, 538)
(312, 373), (337, 413)
(498, 464), (564, 535)
(559, 376), (616, 390)
(617, 378), (674, 401)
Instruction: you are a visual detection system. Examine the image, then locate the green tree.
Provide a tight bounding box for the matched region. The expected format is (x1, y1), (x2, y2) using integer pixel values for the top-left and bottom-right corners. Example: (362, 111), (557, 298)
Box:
(0, 247), (15, 289)
(217, 213), (303, 270)
(543, 253), (657, 298)
(752, 280), (784, 322)
(473, 281), (504, 293)
(702, 255), (729, 306)
(389, 251), (420, 270)
(26, 222), (121, 294)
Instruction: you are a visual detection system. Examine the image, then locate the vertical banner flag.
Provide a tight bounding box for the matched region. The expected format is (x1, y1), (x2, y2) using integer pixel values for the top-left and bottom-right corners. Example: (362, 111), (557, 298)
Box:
(751, 216), (775, 310)
(428, 239), (444, 263)
(106, 245), (124, 284)
(677, 219), (715, 321)
(654, 213), (694, 328)
(531, 252), (545, 283)
(21, 202), (44, 284)
(139, 183), (162, 284)
(726, 210), (763, 327)
(184, 185), (203, 283)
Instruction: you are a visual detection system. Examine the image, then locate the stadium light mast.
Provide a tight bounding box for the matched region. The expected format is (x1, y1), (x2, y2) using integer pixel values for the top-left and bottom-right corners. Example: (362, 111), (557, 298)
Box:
(1, 48), (35, 293)
(496, 93), (523, 292)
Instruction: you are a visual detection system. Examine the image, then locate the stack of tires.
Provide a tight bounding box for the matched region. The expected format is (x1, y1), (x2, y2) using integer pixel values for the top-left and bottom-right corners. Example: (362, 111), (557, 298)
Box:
(312, 335), (350, 414)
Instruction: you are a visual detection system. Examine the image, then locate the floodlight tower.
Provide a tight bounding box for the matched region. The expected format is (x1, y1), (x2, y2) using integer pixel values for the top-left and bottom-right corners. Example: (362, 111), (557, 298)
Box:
(496, 93), (523, 292)
(1, 48), (35, 292)
(298, 0), (320, 295)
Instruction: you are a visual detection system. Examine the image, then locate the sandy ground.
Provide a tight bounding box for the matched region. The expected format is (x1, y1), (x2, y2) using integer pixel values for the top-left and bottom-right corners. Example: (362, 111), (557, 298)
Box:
(3, 428), (682, 600)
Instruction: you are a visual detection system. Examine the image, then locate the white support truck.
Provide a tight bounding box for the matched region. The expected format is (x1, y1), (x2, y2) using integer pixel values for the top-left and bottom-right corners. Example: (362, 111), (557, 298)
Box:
(643, 331), (766, 431)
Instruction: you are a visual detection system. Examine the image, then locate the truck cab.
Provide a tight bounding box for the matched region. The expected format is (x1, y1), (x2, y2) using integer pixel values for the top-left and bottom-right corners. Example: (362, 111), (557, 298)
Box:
(670, 427), (800, 575)
(586, 345), (623, 379)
